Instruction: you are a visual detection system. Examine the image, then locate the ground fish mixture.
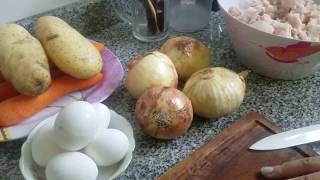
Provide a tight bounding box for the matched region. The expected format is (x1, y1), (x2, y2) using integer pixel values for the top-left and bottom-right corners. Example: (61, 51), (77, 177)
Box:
(229, 0), (320, 41)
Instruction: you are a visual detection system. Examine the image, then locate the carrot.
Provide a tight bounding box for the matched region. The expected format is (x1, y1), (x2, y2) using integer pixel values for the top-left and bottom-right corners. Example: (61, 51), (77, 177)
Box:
(0, 82), (19, 101)
(0, 69), (67, 102)
(0, 73), (103, 126)
(93, 41), (106, 54)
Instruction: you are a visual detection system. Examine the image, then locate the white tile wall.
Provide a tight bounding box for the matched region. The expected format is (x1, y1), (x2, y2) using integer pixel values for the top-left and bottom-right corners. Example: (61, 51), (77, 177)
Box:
(0, 0), (80, 23)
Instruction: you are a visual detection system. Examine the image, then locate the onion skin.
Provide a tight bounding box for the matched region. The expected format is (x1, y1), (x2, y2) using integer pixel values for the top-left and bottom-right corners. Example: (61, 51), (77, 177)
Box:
(125, 51), (178, 99)
(160, 36), (211, 81)
(135, 86), (193, 140)
(183, 67), (246, 119)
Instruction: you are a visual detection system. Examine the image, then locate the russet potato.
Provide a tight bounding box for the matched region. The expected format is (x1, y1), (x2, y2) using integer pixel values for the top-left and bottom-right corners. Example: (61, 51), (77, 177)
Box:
(0, 24), (51, 96)
(35, 16), (102, 79)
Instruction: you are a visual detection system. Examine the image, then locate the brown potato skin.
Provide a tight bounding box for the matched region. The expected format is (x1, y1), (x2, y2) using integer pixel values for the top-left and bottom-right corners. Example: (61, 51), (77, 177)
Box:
(0, 24), (51, 96)
(35, 16), (102, 79)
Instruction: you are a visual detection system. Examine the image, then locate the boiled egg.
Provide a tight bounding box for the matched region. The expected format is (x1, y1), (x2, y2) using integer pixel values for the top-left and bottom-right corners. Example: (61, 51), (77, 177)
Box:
(53, 101), (101, 151)
(92, 103), (110, 128)
(84, 129), (129, 166)
(45, 152), (98, 180)
(31, 121), (64, 167)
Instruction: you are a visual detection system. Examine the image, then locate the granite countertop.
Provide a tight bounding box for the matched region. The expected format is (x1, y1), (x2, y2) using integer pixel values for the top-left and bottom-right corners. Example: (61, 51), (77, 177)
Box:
(1, 0), (320, 179)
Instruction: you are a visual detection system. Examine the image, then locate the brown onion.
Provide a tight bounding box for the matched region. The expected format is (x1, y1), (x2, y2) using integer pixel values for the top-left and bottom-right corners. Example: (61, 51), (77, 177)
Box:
(135, 86), (193, 140)
(183, 67), (248, 119)
(125, 51), (178, 98)
(160, 36), (211, 81)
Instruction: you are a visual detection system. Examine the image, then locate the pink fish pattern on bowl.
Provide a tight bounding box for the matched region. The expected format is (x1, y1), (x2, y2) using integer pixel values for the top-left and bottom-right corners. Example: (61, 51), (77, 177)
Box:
(0, 45), (124, 142)
(248, 42), (320, 64)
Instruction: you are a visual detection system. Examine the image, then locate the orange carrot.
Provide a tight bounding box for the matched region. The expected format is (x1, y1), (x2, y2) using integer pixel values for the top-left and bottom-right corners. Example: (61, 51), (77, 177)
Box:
(0, 69), (66, 102)
(0, 82), (19, 102)
(0, 73), (103, 126)
(93, 41), (106, 54)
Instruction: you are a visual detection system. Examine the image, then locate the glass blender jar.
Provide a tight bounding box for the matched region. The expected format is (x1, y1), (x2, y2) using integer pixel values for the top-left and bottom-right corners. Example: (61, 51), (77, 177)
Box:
(111, 0), (169, 42)
(169, 0), (213, 32)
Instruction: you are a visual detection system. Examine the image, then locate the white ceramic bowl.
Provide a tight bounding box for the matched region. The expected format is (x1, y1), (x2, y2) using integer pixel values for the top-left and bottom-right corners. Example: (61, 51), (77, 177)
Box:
(218, 0), (320, 80)
(19, 110), (135, 180)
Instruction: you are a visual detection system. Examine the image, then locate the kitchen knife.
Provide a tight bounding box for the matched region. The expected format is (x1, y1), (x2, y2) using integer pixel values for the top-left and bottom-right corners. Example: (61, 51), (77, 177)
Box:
(250, 124), (320, 150)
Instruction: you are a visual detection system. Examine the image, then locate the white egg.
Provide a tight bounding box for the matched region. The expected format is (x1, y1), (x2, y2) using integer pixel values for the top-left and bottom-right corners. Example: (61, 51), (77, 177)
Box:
(53, 101), (101, 151)
(84, 129), (129, 166)
(31, 121), (64, 167)
(45, 152), (98, 180)
(91, 103), (110, 128)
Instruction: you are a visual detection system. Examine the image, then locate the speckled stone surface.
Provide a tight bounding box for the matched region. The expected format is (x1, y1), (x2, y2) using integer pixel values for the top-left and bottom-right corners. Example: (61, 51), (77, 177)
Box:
(1, 0), (320, 179)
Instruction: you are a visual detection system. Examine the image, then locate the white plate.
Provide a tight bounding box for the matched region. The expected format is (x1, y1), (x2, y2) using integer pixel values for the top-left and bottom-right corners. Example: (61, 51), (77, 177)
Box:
(0, 46), (124, 142)
(19, 110), (135, 180)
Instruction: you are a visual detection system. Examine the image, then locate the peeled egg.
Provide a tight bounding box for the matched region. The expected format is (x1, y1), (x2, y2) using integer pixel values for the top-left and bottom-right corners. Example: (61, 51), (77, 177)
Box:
(92, 103), (110, 128)
(31, 121), (64, 167)
(84, 129), (129, 166)
(53, 101), (100, 151)
(45, 152), (98, 180)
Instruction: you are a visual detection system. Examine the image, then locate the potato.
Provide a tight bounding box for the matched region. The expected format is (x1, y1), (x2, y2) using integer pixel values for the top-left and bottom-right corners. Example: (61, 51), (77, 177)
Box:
(35, 16), (102, 79)
(0, 24), (51, 96)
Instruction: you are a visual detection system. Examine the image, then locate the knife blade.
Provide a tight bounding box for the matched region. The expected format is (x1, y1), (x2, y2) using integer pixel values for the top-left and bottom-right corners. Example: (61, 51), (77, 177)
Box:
(250, 124), (320, 150)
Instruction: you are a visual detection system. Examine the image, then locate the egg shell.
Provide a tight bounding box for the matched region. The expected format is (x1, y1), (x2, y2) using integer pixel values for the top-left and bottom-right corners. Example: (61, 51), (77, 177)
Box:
(84, 129), (129, 166)
(91, 103), (110, 128)
(31, 121), (64, 167)
(53, 101), (101, 151)
(45, 152), (98, 180)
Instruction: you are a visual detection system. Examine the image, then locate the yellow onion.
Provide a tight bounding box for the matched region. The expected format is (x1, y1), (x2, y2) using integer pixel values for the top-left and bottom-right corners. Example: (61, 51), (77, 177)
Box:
(135, 86), (193, 140)
(183, 67), (248, 119)
(125, 51), (178, 98)
(160, 36), (211, 81)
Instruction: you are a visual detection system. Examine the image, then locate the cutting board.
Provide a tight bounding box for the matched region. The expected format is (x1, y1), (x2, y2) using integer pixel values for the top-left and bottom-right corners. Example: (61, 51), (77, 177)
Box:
(158, 112), (319, 180)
